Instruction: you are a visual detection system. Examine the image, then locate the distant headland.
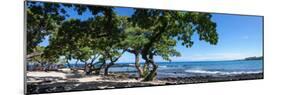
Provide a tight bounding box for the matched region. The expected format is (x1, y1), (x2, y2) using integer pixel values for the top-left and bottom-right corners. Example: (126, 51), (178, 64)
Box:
(243, 56), (263, 60)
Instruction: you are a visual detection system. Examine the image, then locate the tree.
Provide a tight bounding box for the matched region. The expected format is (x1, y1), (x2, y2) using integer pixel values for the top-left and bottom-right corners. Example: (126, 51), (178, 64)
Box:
(94, 15), (128, 76)
(27, 2), (129, 75)
(29, 46), (46, 70)
(26, 1), (66, 58)
(68, 6), (123, 76)
(131, 9), (218, 81)
(121, 22), (151, 78)
(27, 2), (219, 80)
(46, 7), (126, 75)
(42, 46), (60, 71)
(29, 46), (59, 71)
(47, 18), (100, 74)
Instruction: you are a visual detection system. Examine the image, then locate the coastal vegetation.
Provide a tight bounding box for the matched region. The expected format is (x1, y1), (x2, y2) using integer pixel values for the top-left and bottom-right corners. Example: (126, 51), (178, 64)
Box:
(26, 1), (218, 81)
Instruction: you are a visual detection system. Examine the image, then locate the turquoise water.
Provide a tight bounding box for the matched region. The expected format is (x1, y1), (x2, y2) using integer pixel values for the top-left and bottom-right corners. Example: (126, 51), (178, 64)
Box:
(109, 60), (263, 78)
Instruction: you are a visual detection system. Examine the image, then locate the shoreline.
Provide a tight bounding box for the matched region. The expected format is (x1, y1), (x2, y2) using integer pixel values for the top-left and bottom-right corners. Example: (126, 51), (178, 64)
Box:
(26, 72), (263, 94)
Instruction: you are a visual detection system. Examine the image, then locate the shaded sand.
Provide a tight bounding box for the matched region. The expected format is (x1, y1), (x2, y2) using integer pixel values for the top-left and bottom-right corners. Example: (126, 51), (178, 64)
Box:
(26, 70), (167, 94)
(27, 71), (103, 83)
(27, 71), (164, 83)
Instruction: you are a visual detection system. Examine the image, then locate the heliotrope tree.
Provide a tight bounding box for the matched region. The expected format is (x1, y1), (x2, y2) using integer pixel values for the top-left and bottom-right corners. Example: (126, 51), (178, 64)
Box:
(131, 9), (218, 81)
(27, 2), (219, 79)
(46, 6), (128, 75)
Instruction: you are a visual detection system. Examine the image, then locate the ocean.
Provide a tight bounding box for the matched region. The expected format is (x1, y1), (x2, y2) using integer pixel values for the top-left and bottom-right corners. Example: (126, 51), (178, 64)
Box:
(109, 60), (263, 78)
(27, 60), (263, 79)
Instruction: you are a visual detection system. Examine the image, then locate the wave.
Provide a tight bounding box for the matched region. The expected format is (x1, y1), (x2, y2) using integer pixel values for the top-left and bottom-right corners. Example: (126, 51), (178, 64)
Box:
(159, 65), (168, 68)
(184, 69), (262, 75)
(158, 65), (183, 68)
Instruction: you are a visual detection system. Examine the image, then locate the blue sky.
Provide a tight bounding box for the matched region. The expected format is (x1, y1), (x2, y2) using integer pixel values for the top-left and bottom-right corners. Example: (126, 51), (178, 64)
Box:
(39, 7), (263, 63)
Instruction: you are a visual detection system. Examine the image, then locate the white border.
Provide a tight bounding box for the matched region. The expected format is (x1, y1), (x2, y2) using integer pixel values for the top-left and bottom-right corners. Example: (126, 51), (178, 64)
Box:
(1, 0), (281, 95)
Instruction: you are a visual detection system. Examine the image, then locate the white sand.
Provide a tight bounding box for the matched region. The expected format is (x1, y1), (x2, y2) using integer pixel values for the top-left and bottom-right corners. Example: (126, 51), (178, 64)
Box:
(77, 76), (102, 82)
(27, 71), (103, 82)
(27, 71), (67, 79)
(98, 78), (141, 83)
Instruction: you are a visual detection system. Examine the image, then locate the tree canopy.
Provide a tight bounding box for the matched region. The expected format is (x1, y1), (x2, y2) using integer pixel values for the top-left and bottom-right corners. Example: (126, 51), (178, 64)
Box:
(26, 1), (218, 81)
(130, 9), (218, 81)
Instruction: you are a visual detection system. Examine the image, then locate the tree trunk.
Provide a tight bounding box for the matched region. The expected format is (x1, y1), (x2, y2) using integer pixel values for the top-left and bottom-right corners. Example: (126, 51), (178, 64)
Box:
(143, 61), (158, 81)
(140, 24), (167, 81)
(45, 63), (51, 72)
(88, 55), (100, 75)
(66, 60), (73, 70)
(104, 50), (125, 76)
(104, 63), (114, 76)
(75, 60), (79, 69)
(104, 66), (110, 76)
(134, 53), (144, 78)
(143, 53), (158, 81)
(40, 62), (45, 71)
(142, 61), (149, 75)
(92, 62), (105, 75)
(85, 63), (92, 75)
(93, 67), (101, 75)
